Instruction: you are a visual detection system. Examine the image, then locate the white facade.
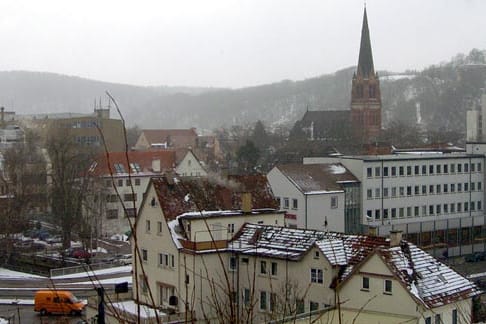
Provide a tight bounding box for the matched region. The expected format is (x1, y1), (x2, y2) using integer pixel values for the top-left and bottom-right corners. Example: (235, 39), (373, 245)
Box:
(267, 167), (345, 231)
(305, 153), (486, 256)
(175, 150), (207, 177)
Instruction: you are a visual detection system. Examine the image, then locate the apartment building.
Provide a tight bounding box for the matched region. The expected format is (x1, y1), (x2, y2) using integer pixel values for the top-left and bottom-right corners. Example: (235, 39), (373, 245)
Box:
(134, 176), (479, 323)
(305, 153), (486, 257)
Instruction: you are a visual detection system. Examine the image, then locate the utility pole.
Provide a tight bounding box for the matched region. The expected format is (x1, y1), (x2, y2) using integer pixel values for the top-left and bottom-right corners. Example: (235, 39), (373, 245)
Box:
(97, 287), (105, 324)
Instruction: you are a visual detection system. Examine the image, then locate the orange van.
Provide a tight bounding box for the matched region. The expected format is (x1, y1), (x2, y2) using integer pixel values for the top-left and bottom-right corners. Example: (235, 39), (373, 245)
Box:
(34, 290), (86, 316)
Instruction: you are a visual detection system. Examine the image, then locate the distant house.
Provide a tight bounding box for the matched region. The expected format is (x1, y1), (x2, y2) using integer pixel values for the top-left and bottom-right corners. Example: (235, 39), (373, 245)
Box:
(134, 128), (198, 150)
(267, 163), (360, 232)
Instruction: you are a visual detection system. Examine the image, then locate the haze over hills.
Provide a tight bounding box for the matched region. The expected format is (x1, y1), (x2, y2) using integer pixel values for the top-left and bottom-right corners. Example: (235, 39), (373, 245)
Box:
(2, 49), (485, 135)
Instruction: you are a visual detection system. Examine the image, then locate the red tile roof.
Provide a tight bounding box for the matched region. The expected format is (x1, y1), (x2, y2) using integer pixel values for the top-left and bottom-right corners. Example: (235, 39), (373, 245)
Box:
(152, 174), (278, 221)
(90, 150), (176, 176)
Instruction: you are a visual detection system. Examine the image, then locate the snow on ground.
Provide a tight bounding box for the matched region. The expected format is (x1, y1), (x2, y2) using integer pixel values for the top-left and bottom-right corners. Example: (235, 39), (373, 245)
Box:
(62, 276), (132, 286)
(51, 265), (131, 279)
(0, 298), (34, 305)
(0, 318), (8, 324)
(0, 268), (45, 279)
(110, 300), (165, 319)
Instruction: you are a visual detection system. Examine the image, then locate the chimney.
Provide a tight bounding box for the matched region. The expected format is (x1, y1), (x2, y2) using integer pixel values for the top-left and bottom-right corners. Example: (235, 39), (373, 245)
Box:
(152, 159), (161, 173)
(389, 230), (403, 247)
(241, 192), (252, 213)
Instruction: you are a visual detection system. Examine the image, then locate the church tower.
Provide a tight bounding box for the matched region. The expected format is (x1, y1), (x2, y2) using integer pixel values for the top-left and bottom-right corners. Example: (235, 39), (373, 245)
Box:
(351, 7), (381, 143)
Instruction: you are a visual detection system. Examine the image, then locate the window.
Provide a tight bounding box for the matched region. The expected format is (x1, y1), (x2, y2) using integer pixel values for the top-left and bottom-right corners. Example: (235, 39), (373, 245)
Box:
(429, 165), (434, 174)
(458, 183), (462, 192)
(391, 208), (397, 218)
(114, 163), (125, 174)
(157, 221), (163, 235)
(367, 167), (372, 177)
(292, 199), (298, 209)
(435, 314), (441, 324)
(450, 183), (455, 193)
(465, 183), (469, 191)
(407, 186), (412, 196)
(391, 187), (397, 197)
(383, 209), (389, 219)
(465, 163), (469, 172)
(414, 165), (419, 175)
(375, 167), (381, 177)
(276, 197), (281, 207)
(135, 178), (141, 186)
(260, 261), (267, 274)
(452, 309), (458, 324)
(457, 203), (462, 212)
(407, 166), (412, 176)
(429, 185), (434, 194)
(422, 185), (427, 195)
(362, 277), (370, 290)
(451, 163), (455, 173)
(146, 220), (151, 232)
(105, 180), (111, 187)
(241, 257), (249, 264)
(260, 291), (267, 310)
(384, 279), (392, 294)
(106, 209), (118, 219)
(414, 206), (419, 217)
(465, 202), (469, 212)
(243, 288), (250, 306)
(331, 196), (338, 209)
(383, 187), (389, 198)
(429, 205), (434, 215)
(471, 182), (476, 191)
(314, 251), (320, 259)
(310, 268), (323, 283)
(443, 184), (448, 193)
(478, 201), (482, 210)
(444, 204), (448, 213)
(399, 208), (404, 218)
(310, 301), (319, 312)
(471, 201), (476, 211)
(436, 205), (441, 215)
(399, 186), (404, 196)
(228, 223), (235, 234)
(414, 186), (419, 195)
(436, 165), (441, 174)
(271, 262), (278, 276)
(407, 207), (412, 217)
(458, 163), (462, 173)
(375, 188), (381, 198)
(425, 317), (431, 324)
(283, 198), (289, 209)
(443, 164), (448, 173)
(422, 165), (427, 175)
(142, 249), (148, 262)
(296, 299), (305, 314)
(422, 205), (427, 216)
(229, 256), (237, 271)
(436, 184), (441, 194)
(375, 209), (380, 220)
(479, 182), (482, 191)
(125, 208), (136, 217)
(126, 179), (131, 186)
(124, 193), (137, 202)
(472, 163), (476, 172)
(478, 162), (482, 172)
(383, 167), (389, 177)
(391, 166), (396, 176)
(117, 179), (123, 187)
(399, 166), (404, 176)
(158, 253), (175, 268)
(450, 203), (455, 213)
(367, 189), (372, 199)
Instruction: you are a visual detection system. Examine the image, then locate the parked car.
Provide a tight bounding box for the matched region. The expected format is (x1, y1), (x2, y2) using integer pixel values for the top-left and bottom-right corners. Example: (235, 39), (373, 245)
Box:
(65, 247), (91, 259)
(114, 254), (132, 265)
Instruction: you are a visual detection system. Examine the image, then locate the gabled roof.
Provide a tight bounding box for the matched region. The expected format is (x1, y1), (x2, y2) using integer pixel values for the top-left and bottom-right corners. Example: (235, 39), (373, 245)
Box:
(152, 174), (278, 221)
(275, 163), (358, 194)
(229, 224), (479, 308)
(90, 150), (176, 176)
(378, 243), (480, 308)
(357, 7), (375, 78)
(141, 129), (197, 145)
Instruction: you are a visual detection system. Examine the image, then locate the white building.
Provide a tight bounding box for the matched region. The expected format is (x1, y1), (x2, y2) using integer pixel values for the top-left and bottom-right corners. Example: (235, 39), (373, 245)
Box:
(304, 153), (486, 257)
(267, 163), (360, 232)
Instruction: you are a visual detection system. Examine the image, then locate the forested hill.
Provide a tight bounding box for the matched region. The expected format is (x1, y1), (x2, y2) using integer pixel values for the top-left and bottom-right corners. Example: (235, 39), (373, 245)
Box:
(2, 49), (486, 133)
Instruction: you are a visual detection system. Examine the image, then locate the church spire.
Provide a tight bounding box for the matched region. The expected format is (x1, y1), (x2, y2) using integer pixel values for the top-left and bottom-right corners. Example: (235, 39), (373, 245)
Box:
(357, 7), (375, 78)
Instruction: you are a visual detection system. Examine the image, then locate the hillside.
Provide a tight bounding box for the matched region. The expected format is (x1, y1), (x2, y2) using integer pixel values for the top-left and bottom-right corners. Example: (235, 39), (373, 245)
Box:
(2, 49), (486, 135)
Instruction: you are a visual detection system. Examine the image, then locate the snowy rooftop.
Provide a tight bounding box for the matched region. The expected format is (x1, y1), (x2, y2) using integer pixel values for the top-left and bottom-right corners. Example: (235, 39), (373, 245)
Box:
(274, 163), (358, 194)
(168, 223), (480, 309)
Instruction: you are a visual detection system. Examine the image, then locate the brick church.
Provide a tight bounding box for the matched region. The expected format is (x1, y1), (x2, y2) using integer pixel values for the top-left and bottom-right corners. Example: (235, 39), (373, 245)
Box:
(293, 7), (382, 148)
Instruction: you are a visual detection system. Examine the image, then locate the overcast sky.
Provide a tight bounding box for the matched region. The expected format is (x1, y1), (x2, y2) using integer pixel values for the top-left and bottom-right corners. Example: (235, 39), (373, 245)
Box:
(0, 0), (484, 88)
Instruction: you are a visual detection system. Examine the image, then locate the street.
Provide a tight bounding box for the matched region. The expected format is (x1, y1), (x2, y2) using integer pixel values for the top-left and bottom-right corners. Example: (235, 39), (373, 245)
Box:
(0, 304), (84, 324)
